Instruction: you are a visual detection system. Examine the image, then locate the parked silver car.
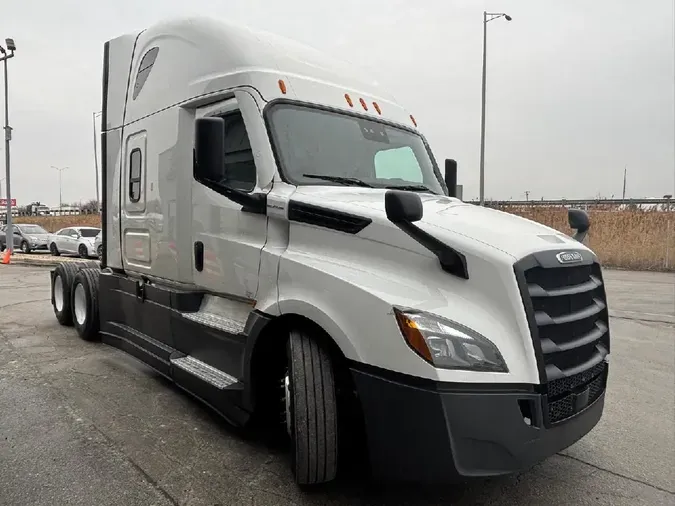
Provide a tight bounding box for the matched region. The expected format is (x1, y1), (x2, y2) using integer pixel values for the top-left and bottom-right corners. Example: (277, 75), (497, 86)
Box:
(0, 223), (51, 253)
(49, 226), (102, 258)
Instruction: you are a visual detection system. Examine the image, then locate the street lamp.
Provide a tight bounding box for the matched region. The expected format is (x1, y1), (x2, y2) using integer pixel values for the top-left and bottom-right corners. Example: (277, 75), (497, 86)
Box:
(479, 12), (512, 206)
(93, 111), (102, 212)
(1, 37), (16, 252)
(52, 166), (69, 211)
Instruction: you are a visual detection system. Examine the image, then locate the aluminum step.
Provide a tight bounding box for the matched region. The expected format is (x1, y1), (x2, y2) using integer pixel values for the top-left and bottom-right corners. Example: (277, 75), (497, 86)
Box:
(170, 356), (238, 389)
(181, 311), (246, 335)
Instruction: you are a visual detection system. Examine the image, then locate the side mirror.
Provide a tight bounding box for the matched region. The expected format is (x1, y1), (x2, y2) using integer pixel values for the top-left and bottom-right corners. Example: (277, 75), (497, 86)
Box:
(193, 116), (267, 215)
(385, 190), (423, 223)
(568, 209), (590, 243)
(444, 159), (458, 198)
(194, 117), (225, 183)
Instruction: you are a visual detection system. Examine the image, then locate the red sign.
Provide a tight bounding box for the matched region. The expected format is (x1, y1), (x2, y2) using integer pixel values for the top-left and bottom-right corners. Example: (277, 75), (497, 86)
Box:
(0, 199), (17, 206)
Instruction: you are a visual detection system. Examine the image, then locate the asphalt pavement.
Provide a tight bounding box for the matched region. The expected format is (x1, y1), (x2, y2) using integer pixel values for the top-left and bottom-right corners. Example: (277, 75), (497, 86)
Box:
(0, 265), (673, 506)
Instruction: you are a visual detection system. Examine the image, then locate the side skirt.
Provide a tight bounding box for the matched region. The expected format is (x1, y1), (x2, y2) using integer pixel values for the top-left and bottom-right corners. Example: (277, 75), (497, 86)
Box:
(98, 270), (264, 427)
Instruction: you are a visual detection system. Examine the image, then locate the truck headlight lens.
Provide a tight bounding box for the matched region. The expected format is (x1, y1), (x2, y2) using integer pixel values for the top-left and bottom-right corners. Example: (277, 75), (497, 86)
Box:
(394, 308), (508, 372)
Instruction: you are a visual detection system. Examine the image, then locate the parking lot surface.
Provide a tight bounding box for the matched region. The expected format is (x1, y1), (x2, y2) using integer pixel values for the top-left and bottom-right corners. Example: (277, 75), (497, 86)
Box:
(0, 266), (673, 506)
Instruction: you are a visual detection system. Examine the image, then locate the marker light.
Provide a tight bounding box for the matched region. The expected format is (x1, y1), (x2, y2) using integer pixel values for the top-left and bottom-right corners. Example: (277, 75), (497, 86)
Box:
(373, 102), (382, 115)
(359, 98), (368, 111)
(278, 79), (287, 94)
(345, 93), (354, 107)
(394, 308), (508, 372)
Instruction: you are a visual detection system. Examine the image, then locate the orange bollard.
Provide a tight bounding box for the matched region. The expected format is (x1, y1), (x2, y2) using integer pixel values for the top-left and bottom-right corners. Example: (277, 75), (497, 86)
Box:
(0, 248), (10, 265)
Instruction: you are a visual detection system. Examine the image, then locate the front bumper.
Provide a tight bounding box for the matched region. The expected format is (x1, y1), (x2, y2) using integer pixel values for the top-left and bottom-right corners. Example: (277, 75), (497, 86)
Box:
(31, 242), (49, 251)
(350, 364), (606, 484)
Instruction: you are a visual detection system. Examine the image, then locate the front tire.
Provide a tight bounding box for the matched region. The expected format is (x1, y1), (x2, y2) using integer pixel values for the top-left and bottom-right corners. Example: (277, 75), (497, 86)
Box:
(50, 243), (60, 256)
(71, 268), (100, 341)
(20, 241), (30, 254)
(286, 330), (338, 486)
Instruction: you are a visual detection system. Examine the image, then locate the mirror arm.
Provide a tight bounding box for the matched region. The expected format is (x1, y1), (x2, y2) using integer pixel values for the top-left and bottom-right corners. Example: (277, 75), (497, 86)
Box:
(196, 176), (267, 215)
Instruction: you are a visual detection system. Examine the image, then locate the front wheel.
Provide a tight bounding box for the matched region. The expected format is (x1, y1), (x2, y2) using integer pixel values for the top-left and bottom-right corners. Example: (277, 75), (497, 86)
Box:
(20, 241), (30, 254)
(285, 330), (339, 486)
(50, 243), (60, 256)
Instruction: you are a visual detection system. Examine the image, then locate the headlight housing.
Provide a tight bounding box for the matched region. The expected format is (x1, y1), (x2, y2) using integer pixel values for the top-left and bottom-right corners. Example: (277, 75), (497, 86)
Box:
(394, 308), (508, 373)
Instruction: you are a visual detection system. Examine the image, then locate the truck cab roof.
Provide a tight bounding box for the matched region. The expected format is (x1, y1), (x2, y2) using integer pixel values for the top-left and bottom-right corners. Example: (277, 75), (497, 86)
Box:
(106, 17), (414, 131)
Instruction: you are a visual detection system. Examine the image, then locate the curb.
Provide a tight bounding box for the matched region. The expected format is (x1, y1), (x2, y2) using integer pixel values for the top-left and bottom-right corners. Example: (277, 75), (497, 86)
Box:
(1, 254), (99, 269)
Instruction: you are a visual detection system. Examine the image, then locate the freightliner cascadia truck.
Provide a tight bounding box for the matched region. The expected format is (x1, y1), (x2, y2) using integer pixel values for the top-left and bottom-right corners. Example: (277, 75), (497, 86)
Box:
(49, 17), (610, 486)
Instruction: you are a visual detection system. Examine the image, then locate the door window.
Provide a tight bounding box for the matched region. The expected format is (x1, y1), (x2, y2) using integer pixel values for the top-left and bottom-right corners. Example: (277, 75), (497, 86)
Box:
(195, 111), (257, 193)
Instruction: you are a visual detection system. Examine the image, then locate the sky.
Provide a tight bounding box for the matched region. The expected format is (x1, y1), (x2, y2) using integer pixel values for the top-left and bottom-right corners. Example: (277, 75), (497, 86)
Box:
(1, 0), (674, 207)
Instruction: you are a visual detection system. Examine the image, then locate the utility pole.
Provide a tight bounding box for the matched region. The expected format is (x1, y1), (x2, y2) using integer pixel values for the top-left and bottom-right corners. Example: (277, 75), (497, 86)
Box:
(1, 37), (16, 252)
(525, 190), (530, 201)
(622, 165), (627, 201)
(52, 166), (69, 211)
(479, 11), (512, 206)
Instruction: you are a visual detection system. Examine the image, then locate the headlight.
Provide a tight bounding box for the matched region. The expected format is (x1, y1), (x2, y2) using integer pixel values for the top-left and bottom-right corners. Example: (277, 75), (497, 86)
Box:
(31, 236), (37, 241)
(394, 308), (508, 373)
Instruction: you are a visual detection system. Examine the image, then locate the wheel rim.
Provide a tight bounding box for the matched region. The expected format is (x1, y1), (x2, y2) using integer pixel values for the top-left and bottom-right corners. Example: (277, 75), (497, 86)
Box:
(73, 283), (87, 325)
(21, 243), (27, 252)
(79, 245), (86, 257)
(97, 245), (102, 257)
(51, 244), (56, 254)
(283, 372), (292, 437)
(54, 274), (64, 312)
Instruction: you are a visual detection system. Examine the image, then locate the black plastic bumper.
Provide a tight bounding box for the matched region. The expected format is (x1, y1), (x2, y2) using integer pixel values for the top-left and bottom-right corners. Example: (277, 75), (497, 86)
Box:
(350, 364), (605, 484)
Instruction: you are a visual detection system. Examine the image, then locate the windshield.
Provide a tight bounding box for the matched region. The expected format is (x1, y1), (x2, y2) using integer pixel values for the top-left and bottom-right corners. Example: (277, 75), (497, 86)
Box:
(18, 225), (48, 235)
(266, 103), (445, 194)
(79, 228), (101, 238)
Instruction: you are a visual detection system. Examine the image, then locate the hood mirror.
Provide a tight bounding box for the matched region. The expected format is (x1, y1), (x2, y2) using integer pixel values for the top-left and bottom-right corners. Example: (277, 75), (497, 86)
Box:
(568, 209), (590, 243)
(385, 190), (423, 223)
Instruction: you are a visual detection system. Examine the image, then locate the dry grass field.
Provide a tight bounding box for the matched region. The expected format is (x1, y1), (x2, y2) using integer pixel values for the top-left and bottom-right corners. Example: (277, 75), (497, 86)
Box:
(11, 208), (675, 271)
(502, 206), (675, 272)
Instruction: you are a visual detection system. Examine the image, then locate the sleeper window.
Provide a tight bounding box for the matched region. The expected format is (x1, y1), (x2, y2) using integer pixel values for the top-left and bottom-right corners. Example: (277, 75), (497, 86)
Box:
(129, 148), (142, 202)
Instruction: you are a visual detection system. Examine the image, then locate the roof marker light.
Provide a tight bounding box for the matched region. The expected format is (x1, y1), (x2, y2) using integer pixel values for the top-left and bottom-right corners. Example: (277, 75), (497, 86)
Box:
(278, 79), (287, 94)
(345, 93), (354, 107)
(373, 102), (381, 115)
(410, 114), (417, 127)
(359, 98), (368, 111)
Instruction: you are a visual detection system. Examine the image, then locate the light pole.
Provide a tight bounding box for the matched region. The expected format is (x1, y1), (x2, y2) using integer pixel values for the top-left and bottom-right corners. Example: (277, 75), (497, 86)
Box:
(52, 166), (69, 211)
(1, 37), (16, 252)
(93, 111), (101, 212)
(479, 11), (511, 206)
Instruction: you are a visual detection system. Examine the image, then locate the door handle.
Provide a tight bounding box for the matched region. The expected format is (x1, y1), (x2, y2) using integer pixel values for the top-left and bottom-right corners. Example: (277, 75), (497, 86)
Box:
(194, 241), (204, 272)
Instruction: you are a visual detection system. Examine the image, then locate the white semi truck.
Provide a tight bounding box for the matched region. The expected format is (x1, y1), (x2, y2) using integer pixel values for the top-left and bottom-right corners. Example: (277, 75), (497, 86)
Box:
(50, 17), (610, 486)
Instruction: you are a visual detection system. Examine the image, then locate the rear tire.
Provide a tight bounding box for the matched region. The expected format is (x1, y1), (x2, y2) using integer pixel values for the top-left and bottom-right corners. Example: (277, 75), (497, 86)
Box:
(286, 329), (338, 486)
(52, 262), (83, 326)
(50, 243), (60, 256)
(78, 244), (89, 258)
(71, 268), (101, 341)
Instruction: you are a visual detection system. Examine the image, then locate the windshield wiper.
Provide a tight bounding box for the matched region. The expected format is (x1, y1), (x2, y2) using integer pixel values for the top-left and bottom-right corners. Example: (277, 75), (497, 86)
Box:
(302, 174), (374, 188)
(385, 184), (435, 193)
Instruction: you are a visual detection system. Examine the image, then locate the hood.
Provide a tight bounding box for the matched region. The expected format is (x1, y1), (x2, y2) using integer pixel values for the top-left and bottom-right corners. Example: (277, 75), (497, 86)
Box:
(290, 187), (585, 260)
(30, 233), (50, 240)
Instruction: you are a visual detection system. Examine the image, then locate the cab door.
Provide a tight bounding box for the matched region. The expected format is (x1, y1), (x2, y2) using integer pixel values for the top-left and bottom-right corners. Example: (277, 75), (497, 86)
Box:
(191, 92), (268, 302)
